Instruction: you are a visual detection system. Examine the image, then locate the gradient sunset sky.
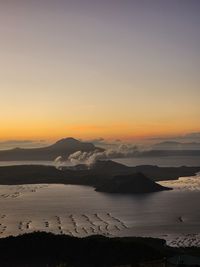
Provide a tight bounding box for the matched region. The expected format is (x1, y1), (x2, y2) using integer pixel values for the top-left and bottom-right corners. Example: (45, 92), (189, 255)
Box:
(0, 0), (199, 141)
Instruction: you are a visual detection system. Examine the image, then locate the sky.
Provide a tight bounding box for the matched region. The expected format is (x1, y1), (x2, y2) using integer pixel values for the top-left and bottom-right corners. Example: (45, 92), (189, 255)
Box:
(0, 0), (199, 142)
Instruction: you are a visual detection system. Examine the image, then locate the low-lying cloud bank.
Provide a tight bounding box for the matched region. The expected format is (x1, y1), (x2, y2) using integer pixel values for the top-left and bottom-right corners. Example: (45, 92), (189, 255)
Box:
(149, 132), (200, 143)
(0, 140), (48, 150)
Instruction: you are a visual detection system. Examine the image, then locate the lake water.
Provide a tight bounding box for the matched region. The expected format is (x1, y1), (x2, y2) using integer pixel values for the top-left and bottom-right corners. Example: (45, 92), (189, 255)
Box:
(115, 156), (200, 167)
(0, 173), (200, 247)
(0, 155), (200, 167)
(0, 158), (200, 247)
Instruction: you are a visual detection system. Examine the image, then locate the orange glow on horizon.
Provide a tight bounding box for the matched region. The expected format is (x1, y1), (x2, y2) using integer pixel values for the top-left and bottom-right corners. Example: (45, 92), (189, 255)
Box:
(0, 121), (199, 142)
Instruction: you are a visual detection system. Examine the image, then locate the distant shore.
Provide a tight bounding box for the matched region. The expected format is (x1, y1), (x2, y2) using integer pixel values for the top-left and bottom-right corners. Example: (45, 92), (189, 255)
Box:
(0, 161), (200, 185)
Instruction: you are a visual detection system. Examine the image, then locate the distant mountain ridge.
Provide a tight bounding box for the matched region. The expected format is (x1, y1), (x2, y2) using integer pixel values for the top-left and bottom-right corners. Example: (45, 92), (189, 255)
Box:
(0, 137), (103, 161)
(152, 141), (200, 150)
(1, 137), (200, 161)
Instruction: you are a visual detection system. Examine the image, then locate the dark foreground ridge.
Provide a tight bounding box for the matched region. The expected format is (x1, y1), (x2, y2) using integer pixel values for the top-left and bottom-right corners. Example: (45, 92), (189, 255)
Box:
(0, 160), (200, 193)
(0, 232), (200, 267)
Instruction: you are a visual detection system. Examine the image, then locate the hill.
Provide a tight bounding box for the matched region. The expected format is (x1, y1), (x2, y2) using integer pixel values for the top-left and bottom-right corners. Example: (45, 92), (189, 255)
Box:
(0, 232), (169, 267)
(96, 173), (171, 193)
(0, 160), (200, 194)
(0, 231), (200, 267)
(0, 137), (102, 161)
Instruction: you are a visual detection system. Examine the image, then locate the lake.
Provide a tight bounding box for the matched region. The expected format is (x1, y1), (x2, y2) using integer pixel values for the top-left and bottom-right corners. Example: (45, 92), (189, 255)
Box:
(115, 156), (200, 167)
(0, 155), (200, 167)
(0, 172), (200, 247)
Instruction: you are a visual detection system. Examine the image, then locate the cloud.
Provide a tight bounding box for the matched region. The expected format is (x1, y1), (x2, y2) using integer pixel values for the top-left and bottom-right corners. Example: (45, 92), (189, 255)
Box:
(54, 144), (140, 169)
(85, 138), (105, 146)
(0, 140), (35, 145)
(0, 140), (48, 150)
(68, 150), (105, 167)
(84, 138), (125, 150)
(148, 132), (200, 143)
(185, 132), (200, 139)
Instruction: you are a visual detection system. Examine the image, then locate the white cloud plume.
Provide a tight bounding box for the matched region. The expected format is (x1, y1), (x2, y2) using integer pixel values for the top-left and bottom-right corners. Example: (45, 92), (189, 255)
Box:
(54, 144), (140, 169)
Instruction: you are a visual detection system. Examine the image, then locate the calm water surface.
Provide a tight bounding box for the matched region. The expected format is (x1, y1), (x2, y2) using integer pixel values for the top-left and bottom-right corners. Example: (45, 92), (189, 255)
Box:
(0, 158), (200, 247)
(0, 175), (200, 246)
(0, 155), (199, 167)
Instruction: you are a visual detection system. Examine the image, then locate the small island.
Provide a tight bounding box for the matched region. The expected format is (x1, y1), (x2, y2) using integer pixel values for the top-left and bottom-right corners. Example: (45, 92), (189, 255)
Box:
(96, 172), (171, 194)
